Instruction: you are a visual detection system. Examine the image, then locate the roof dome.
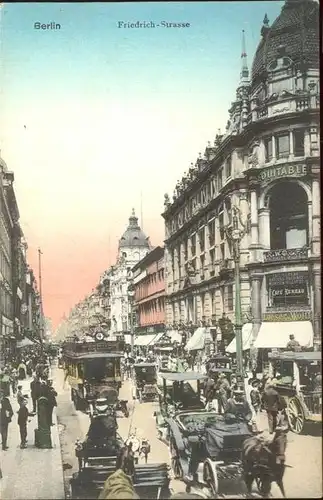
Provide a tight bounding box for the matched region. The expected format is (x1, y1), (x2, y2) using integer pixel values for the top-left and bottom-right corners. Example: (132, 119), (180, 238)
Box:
(251, 0), (319, 89)
(119, 209), (150, 249)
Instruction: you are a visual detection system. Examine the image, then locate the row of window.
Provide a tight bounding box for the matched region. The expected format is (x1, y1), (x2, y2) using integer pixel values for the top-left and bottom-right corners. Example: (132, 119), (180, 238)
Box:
(0, 249), (11, 283)
(0, 215), (11, 257)
(135, 270), (165, 300)
(264, 129), (305, 162)
(138, 297), (165, 313)
(169, 278), (310, 323)
(170, 182), (309, 276)
(0, 288), (13, 318)
(172, 207), (231, 269)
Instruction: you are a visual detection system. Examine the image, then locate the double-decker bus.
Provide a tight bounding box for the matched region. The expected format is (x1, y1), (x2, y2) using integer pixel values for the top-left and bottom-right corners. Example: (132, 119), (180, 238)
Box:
(62, 333), (125, 412)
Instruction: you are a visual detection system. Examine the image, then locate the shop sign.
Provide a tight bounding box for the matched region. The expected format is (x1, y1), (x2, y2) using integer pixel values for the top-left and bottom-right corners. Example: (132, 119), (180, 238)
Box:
(258, 164), (308, 183)
(271, 285), (308, 304)
(263, 310), (312, 322)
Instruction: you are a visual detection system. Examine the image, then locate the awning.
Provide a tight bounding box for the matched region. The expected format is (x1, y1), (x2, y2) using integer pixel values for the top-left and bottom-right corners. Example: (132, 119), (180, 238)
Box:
(16, 337), (35, 348)
(254, 321), (314, 349)
(185, 327), (206, 351)
(134, 334), (157, 347)
(148, 332), (165, 346)
(225, 323), (253, 354)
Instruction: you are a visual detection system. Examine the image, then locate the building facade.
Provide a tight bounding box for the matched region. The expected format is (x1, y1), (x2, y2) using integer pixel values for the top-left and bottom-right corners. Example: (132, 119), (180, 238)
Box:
(132, 246), (165, 335)
(162, 0), (320, 353)
(0, 158), (15, 362)
(109, 209), (151, 333)
(0, 155), (40, 363)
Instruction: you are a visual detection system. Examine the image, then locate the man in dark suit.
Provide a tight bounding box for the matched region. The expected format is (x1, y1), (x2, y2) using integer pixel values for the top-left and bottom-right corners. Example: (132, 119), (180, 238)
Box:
(262, 382), (286, 434)
(0, 388), (14, 450)
(30, 375), (41, 413)
(45, 379), (57, 426)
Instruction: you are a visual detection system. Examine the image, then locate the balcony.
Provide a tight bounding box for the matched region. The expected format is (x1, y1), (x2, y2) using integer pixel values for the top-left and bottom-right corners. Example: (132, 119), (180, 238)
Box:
(263, 247), (308, 263)
(295, 96), (309, 111)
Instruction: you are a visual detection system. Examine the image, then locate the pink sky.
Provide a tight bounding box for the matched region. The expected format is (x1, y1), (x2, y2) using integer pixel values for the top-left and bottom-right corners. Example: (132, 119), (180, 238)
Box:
(26, 225), (163, 329)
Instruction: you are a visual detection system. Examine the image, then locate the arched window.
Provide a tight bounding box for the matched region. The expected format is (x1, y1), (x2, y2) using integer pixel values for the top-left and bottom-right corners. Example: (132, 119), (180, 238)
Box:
(269, 183), (308, 250)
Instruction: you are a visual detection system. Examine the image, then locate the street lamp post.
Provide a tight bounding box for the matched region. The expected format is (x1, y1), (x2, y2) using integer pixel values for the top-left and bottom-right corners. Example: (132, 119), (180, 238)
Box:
(225, 205), (249, 391)
(127, 283), (135, 357)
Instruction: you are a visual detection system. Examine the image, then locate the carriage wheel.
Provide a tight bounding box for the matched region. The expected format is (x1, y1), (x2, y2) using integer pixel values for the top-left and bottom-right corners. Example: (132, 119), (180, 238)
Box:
(169, 438), (183, 479)
(287, 397), (305, 434)
(203, 460), (218, 497)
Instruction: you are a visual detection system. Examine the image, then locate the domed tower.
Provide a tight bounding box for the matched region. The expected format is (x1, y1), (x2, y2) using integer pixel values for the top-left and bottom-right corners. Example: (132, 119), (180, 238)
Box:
(118, 209), (151, 265)
(244, 0), (320, 352)
(250, 0), (319, 99)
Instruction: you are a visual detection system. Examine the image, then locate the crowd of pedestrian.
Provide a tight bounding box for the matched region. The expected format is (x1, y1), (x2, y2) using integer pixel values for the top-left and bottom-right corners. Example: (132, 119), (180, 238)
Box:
(0, 345), (57, 452)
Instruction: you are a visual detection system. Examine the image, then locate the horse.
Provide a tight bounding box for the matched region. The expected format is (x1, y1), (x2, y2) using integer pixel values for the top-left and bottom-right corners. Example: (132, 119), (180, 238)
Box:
(139, 439), (151, 463)
(116, 442), (136, 477)
(242, 427), (287, 498)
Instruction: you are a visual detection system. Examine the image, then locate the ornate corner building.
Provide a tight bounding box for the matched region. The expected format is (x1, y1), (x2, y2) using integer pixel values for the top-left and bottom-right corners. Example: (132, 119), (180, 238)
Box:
(162, 0), (320, 351)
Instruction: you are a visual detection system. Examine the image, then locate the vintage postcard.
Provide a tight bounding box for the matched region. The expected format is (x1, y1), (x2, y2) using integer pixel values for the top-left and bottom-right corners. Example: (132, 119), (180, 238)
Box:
(0, 1), (321, 499)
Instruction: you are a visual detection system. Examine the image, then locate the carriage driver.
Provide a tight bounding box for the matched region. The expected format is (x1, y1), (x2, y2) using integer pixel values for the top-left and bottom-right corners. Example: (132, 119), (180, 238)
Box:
(224, 388), (253, 424)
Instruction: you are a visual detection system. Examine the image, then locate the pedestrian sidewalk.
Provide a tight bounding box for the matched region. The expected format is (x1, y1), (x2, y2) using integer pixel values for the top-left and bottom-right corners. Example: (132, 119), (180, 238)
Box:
(0, 376), (65, 500)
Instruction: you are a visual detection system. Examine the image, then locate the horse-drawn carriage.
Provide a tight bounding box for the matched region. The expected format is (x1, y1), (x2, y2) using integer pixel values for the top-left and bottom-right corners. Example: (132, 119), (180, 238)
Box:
(155, 371), (206, 442)
(71, 405), (171, 499)
(154, 372), (256, 496)
(268, 350), (322, 434)
(132, 363), (158, 402)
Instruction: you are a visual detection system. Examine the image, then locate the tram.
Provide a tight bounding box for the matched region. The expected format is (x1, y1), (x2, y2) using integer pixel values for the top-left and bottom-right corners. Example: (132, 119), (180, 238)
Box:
(62, 332), (125, 412)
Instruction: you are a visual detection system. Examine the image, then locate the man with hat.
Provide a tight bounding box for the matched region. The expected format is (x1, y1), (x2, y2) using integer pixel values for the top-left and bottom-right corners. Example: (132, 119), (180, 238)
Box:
(0, 388), (13, 450)
(261, 380), (286, 434)
(215, 373), (231, 414)
(224, 388), (253, 424)
(249, 379), (261, 416)
(17, 396), (34, 448)
(286, 334), (301, 352)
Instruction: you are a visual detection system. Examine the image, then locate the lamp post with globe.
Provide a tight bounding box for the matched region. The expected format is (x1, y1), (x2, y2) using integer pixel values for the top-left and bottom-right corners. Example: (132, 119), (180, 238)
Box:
(224, 205), (249, 391)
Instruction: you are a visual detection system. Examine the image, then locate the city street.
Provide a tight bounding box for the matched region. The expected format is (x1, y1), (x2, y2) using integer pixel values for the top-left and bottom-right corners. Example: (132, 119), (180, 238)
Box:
(54, 366), (322, 499)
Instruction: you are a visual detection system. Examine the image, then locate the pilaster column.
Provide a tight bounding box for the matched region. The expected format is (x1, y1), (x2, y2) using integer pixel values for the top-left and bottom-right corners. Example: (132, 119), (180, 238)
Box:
(250, 190), (259, 246)
(188, 235), (192, 260)
(312, 267), (321, 350)
(289, 130), (294, 156)
(205, 222), (210, 256)
(311, 179), (321, 256)
(174, 247), (178, 283)
(258, 208), (270, 249)
(304, 129), (311, 156)
(258, 140), (265, 166)
(180, 242), (185, 279)
(272, 135), (276, 160)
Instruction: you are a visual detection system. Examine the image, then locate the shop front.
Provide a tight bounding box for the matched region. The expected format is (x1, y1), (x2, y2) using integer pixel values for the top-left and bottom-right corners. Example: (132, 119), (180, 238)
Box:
(253, 270), (314, 371)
